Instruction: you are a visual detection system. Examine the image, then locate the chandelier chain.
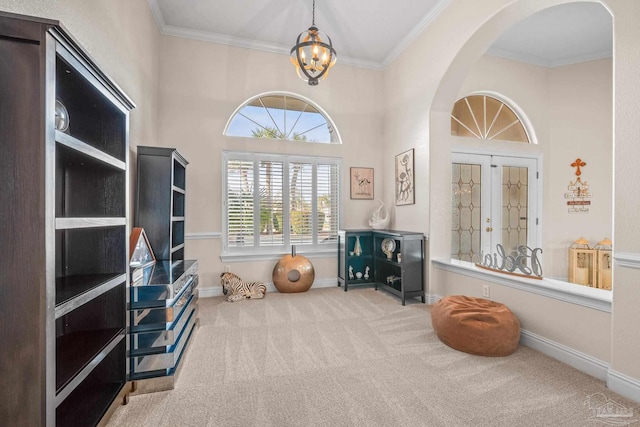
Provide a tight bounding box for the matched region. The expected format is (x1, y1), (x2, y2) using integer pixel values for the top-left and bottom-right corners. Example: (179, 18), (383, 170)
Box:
(312, 0), (316, 26)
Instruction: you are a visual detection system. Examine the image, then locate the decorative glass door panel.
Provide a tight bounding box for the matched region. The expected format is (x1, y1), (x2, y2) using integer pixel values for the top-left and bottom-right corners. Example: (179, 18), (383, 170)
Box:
(500, 165), (529, 258)
(452, 153), (538, 262)
(451, 163), (483, 262)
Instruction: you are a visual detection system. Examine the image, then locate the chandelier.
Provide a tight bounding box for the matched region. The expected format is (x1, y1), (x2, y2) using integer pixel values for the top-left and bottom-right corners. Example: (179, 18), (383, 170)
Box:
(290, 0), (337, 86)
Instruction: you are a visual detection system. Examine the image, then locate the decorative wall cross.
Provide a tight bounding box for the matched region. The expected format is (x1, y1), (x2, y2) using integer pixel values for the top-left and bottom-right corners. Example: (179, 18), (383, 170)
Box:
(571, 158), (586, 176)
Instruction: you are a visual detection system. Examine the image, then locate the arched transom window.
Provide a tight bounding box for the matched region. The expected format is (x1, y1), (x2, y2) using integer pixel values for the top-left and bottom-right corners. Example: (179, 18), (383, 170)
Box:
(224, 92), (341, 144)
(451, 94), (530, 143)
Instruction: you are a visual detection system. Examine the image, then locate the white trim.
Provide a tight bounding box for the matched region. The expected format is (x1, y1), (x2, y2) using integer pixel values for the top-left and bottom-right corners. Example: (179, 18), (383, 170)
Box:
(147, 0), (445, 71)
(607, 369), (640, 403)
(519, 329), (609, 381)
(382, 0), (453, 68)
(486, 47), (612, 69)
(146, 0), (166, 29)
(432, 259), (612, 312)
(220, 249), (337, 263)
(185, 232), (222, 240)
(614, 252), (640, 270)
(160, 25), (380, 70)
(199, 278), (337, 298)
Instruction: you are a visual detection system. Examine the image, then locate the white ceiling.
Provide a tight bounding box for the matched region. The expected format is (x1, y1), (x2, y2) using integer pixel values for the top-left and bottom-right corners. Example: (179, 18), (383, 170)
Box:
(148, 0), (612, 70)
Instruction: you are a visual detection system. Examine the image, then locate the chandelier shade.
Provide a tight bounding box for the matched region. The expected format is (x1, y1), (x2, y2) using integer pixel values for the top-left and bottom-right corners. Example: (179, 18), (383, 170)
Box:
(290, 1), (337, 86)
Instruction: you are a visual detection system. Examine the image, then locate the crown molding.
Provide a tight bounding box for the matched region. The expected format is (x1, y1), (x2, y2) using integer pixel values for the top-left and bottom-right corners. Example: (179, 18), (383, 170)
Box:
(147, 0), (448, 71)
(160, 24), (382, 70)
(381, 0), (452, 69)
(486, 46), (612, 68)
(614, 252), (640, 270)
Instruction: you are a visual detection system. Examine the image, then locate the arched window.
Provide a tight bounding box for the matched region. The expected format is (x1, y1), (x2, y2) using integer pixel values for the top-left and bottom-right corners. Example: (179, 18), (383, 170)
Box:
(222, 92), (342, 258)
(224, 92), (341, 144)
(451, 94), (531, 143)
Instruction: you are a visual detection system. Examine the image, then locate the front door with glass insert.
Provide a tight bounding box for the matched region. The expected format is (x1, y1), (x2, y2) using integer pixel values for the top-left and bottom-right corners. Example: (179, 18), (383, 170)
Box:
(452, 153), (538, 262)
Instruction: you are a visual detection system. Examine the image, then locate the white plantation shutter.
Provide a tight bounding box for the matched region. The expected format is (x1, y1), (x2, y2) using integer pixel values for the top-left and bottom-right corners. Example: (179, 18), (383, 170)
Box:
(226, 159), (254, 248)
(289, 162), (314, 245)
(224, 152), (340, 254)
(317, 163), (339, 243)
(259, 160), (284, 247)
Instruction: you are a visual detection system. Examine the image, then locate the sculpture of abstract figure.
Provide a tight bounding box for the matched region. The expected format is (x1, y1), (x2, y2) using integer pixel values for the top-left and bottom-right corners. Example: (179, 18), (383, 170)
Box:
(349, 265), (354, 279)
(220, 272), (267, 302)
(364, 266), (370, 279)
(368, 199), (390, 230)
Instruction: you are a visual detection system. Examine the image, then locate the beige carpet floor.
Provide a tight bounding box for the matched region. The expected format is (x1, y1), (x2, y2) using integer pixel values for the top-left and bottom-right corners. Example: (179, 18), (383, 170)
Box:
(107, 286), (640, 427)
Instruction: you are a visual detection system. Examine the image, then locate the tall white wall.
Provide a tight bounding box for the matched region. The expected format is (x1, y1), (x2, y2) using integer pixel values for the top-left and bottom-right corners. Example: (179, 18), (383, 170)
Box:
(455, 55), (613, 280)
(546, 59), (613, 278)
(157, 35), (385, 290)
(384, 0), (640, 402)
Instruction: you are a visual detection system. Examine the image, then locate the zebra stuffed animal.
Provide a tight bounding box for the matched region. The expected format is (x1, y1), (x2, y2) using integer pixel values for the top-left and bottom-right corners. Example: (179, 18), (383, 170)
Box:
(220, 272), (267, 302)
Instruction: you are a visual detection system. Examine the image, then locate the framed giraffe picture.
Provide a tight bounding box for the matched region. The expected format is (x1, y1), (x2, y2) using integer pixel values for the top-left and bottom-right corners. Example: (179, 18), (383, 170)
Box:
(350, 167), (374, 199)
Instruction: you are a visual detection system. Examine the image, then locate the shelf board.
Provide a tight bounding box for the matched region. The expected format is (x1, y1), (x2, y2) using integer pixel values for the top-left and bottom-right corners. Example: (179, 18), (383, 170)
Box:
(172, 216), (185, 222)
(55, 217), (126, 229)
(348, 254), (372, 260)
(56, 131), (125, 171)
(56, 330), (124, 402)
(375, 255), (401, 266)
(171, 243), (185, 253)
(172, 186), (185, 194)
(55, 274), (126, 319)
(56, 379), (124, 427)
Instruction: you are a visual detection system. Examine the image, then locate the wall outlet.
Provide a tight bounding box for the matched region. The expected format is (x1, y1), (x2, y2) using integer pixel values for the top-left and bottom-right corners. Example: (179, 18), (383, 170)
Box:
(482, 285), (490, 298)
(224, 265), (231, 273)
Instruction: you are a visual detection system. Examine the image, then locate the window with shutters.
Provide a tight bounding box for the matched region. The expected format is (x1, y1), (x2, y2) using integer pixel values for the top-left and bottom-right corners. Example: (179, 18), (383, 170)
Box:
(223, 151), (340, 255)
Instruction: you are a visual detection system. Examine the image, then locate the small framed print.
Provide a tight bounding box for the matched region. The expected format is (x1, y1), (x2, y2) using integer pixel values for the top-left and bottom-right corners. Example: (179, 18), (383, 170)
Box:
(395, 149), (415, 205)
(350, 167), (374, 200)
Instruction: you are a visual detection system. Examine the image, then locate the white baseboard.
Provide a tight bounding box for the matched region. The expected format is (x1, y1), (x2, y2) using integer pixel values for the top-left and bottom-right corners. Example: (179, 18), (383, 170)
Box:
(199, 278), (338, 298)
(607, 369), (640, 403)
(426, 293), (442, 305)
(519, 331), (640, 403)
(519, 329), (610, 381)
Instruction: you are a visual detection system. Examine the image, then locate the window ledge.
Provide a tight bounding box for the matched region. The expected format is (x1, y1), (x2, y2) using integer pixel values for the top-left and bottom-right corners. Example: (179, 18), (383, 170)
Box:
(432, 258), (612, 313)
(221, 249), (337, 263)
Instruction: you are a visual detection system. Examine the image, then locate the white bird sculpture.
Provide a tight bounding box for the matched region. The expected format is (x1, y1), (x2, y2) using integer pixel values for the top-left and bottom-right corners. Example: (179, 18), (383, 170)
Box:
(369, 199), (390, 230)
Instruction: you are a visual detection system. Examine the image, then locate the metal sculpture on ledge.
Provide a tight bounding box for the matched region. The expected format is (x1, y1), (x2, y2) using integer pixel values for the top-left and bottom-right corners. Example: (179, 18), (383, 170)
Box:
(272, 245), (315, 292)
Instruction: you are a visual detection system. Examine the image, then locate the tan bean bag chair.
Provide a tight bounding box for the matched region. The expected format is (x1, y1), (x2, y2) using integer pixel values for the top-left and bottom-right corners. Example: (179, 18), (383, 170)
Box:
(431, 295), (520, 357)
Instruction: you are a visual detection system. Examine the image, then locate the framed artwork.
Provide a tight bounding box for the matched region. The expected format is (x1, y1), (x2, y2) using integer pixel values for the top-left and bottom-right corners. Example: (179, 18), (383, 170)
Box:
(395, 149), (415, 205)
(350, 167), (374, 199)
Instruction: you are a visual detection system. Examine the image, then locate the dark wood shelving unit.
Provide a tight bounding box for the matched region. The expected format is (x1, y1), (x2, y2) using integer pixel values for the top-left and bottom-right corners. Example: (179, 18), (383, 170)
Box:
(0, 11), (134, 426)
(131, 147), (199, 393)
(338, 229), (427, 305)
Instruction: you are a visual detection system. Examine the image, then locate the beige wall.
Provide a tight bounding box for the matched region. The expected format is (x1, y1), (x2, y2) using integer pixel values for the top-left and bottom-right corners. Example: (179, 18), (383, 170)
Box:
(455, 55), (613, 280)
(0, 0), (160, 150)
(385, 0), (640, 400)
(157, 35), (385, 289)
(609, 0), (640, 386)
(547, 58), (613, 278)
